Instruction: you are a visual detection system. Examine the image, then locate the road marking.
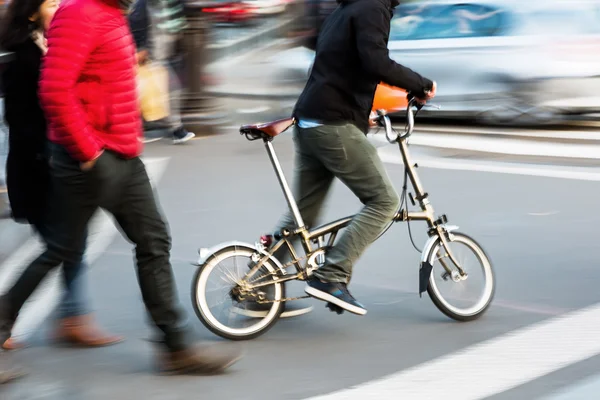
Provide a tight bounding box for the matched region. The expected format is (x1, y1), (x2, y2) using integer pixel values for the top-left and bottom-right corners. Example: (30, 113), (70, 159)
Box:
(528, 211), (560, 216)
(392, 124), (600, 141)
(307, 301), (600, 400)
(378, 146), (600, 181)
(0, 157), (170, 341)
(374, 132), (600, 159)
(237, 106), (271, 114)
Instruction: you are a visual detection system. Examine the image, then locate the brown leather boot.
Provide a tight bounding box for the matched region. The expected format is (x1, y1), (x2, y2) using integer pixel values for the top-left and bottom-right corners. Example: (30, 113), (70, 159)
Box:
(155, 342), (243, 375)
(2, 337), (25, 351)
(53, 314), (124, 347)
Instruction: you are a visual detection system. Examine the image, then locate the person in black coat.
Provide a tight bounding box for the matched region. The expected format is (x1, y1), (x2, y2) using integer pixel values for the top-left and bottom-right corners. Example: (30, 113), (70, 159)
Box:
(0, 0), (123, 352)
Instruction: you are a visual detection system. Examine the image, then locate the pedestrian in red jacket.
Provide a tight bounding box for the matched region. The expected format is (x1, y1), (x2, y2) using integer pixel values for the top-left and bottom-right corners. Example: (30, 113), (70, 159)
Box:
(0, 0), (242, 374)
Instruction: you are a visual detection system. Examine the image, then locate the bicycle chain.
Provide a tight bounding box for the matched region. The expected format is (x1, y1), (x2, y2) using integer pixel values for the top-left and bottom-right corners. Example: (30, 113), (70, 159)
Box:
(246, 252), (310, 285)
(246, 251), (313, 304)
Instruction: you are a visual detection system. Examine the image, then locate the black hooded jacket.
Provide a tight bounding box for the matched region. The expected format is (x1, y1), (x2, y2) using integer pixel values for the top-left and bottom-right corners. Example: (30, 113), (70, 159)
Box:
(293, 0), (433, 134)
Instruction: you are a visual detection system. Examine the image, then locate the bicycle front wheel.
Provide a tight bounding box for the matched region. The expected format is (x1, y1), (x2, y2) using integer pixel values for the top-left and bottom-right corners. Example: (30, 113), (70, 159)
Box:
(426, 232), (495, 321)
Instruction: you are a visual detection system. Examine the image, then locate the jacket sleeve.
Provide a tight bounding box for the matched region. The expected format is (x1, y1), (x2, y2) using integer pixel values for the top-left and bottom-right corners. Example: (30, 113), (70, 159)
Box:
(354, 4), (433, 98)
(38, 4), (103, 162)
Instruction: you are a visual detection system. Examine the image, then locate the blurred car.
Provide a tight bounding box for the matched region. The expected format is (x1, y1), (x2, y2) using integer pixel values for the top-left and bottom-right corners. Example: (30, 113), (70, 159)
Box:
(273, 0), (600, 125)
(202, 0), (256, 24)
(242, 0), (291, 15)
(202, 0), (291, 23)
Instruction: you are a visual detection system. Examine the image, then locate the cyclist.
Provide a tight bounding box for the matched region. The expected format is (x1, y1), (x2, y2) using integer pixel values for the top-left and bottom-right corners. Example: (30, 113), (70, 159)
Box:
(266, 0), (436, 316)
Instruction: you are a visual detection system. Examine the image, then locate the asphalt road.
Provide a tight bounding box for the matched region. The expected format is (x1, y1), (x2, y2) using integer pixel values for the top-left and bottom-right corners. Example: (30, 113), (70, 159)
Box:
(3, 125), (600, 399)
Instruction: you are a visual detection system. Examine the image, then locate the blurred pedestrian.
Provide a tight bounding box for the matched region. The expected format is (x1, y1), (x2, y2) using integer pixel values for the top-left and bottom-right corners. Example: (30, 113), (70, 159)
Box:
(0, 0), (241, 374)
(0, 0), (124, 350)
(128, 0), (195, 144)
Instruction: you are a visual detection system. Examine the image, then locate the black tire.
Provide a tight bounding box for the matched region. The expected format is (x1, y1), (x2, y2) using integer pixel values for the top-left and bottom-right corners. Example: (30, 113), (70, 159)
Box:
(426, 232), (495, 322)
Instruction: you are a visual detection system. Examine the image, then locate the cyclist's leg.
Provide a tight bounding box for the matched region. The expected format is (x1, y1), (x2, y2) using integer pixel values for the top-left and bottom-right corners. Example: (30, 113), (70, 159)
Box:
(271, 126), (335, 261)
(243, 127), (334, 318)
(304, 123), (400, 314)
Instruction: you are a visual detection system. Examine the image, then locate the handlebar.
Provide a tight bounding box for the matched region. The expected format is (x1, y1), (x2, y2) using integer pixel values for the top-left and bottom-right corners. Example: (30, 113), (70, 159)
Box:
(371, 94), (440, 144)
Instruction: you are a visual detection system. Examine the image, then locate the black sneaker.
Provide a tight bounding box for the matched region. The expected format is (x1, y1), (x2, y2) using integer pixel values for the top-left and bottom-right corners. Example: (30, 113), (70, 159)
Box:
(305, 279), (367, 316)
(172, 127), (195, 144)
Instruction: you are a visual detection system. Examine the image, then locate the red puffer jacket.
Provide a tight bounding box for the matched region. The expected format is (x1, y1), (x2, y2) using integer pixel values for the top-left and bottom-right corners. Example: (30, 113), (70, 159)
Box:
(39, 0), (142, 162)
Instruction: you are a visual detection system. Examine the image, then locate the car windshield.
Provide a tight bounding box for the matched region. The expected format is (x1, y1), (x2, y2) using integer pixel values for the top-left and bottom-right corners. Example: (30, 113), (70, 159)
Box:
(390, 3), (511, 41)
(390, 2), (600, 41)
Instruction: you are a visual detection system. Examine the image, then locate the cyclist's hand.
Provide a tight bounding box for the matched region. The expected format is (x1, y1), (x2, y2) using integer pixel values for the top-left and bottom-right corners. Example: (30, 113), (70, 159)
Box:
(416, 81), (437, 104)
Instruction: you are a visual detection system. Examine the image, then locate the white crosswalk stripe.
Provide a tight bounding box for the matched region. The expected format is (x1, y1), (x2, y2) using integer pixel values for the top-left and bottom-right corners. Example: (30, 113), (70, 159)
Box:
(307, 302), (600, 400)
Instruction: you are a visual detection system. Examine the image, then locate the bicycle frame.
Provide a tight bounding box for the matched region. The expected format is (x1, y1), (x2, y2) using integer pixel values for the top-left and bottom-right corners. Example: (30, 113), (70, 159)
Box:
(244, 100), (466, 290)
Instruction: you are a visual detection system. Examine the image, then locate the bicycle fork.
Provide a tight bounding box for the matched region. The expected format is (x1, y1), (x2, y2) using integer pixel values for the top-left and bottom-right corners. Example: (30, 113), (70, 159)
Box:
(396, 139), (466, 278)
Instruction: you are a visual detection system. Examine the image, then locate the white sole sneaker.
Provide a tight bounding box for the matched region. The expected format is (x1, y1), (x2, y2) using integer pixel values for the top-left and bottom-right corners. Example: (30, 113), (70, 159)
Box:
(173, 131), (196, 144)
(232, 305), (314, 319)
(305, 286), (367, 316)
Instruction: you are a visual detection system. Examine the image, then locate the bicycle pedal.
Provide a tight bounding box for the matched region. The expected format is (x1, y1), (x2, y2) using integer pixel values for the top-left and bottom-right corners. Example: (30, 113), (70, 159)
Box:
(326, 302), (345, 315)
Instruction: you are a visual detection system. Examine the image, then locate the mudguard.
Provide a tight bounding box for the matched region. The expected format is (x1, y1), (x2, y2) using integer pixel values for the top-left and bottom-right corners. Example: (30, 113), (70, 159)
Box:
(194, 240), (287, 275)
(418, 225), (460, 297)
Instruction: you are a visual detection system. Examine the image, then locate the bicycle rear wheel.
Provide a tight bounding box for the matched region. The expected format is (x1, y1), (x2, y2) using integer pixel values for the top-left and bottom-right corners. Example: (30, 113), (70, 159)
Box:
(192, 245), (285, 340)
(425, 232), (495, 321)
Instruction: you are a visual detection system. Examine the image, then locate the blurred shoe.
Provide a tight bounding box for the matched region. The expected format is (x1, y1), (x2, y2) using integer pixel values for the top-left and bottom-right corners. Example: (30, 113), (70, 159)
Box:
(142, 135), (163, 144)
(52, 314), (124, 347)
(2, 337), (25, 351)
(155, 342), (243, 375)
(172, 127), (195, 144)
(0, 366), (27, 385)
(142, 119), (169, 143)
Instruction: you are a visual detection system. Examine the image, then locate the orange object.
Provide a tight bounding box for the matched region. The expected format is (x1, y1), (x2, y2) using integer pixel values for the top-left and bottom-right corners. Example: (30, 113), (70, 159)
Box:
(372, 83), (408, 113)
(369, 83), (408, 127)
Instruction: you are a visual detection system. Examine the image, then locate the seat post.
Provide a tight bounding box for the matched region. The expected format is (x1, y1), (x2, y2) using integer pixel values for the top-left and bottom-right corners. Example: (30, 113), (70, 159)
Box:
(264, 140), (306, 230)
